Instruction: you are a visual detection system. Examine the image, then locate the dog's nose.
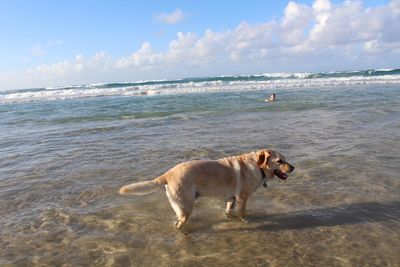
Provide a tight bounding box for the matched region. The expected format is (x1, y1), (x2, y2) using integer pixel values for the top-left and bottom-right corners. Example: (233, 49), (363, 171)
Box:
(290, 165), (295, 172)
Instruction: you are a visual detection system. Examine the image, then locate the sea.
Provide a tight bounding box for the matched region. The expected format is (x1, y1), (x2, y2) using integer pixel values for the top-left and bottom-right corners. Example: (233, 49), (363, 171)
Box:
(1, 69), (399, 266)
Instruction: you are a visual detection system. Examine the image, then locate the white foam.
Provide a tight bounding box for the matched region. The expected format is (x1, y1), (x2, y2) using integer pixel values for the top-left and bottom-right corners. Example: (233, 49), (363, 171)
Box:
(261, 72), (312, 79)
(375, 68), (395, 72)
(1, 74), (400, 104)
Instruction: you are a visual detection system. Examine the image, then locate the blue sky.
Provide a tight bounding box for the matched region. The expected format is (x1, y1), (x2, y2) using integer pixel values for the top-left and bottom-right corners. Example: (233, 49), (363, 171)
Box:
(0, 0), (398, 90)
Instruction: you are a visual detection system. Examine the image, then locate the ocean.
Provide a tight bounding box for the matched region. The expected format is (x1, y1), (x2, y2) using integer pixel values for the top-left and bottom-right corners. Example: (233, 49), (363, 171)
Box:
(1, 69), (399, 266)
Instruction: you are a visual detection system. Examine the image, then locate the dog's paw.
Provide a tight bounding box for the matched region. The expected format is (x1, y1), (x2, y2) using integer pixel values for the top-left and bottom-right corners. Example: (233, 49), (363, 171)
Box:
(175, 216), (188, 229)
(225, 212), (235, 219)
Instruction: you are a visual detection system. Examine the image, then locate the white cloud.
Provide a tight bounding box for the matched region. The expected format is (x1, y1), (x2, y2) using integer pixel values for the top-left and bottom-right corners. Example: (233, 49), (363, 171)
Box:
(31, 45), (46, 56)
(116, 43), (160, 69)
(26, 52), (111, 85)
(46, 39), (64, 48)
(155, 9), (186, 24)
(30, 40), (63, 57)
(124, 0), (399, 70)
(281, 2), (312, 46)
(19, 0), (400, 89)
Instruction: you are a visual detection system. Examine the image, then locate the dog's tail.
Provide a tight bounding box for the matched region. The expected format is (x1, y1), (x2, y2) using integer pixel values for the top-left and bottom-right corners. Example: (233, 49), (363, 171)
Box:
(118, 174), (167, 195)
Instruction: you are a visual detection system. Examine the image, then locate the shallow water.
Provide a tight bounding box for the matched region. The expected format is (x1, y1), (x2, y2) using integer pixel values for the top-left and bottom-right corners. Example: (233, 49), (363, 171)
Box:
(0, 85), (400, 266)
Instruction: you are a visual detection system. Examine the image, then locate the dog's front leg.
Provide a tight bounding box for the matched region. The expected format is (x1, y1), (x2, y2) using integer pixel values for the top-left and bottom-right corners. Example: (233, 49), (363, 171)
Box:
(237, 198), (250, 223)
(225, 197), (236, 218)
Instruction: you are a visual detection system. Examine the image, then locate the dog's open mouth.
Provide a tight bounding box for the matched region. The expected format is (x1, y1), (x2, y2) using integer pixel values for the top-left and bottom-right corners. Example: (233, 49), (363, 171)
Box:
(274, 169), (288, 180)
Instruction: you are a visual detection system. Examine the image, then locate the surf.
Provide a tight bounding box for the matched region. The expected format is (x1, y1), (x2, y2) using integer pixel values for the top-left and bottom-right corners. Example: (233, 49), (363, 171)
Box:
(1, 68), (400, 104)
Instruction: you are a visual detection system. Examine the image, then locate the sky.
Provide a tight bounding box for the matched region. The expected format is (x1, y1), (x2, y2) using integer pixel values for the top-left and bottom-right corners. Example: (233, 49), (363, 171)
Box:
(0, 0), (399, 90)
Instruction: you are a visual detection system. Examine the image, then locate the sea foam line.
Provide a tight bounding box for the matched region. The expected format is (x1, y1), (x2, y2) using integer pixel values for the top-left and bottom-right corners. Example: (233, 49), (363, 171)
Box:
(1, 74), (400, 104)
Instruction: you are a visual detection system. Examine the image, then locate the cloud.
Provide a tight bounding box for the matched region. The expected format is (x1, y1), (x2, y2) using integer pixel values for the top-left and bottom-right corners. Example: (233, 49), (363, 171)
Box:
(281, 2), (312, 46)
(155, 9), (186, 24)
(30, 40), (63, 57)
(46, 39), (64, 48)
(116, 42), (158, 69)
(26, 52), (111, 85)
(31, 45), (46, 56)
(118, 0), (400, 71)
(23, 0), (400, 89)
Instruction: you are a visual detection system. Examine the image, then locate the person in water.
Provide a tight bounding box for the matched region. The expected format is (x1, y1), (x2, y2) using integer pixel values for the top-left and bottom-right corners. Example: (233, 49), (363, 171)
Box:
(265, 93), (276, 102)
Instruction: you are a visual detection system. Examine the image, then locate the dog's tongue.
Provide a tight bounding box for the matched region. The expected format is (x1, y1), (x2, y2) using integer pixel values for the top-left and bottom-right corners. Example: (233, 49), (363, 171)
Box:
(282, 173), (288, 179)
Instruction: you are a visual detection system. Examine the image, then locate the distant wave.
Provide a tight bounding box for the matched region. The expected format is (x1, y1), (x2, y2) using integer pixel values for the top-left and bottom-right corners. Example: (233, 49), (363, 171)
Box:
(1, 68), (399, 104)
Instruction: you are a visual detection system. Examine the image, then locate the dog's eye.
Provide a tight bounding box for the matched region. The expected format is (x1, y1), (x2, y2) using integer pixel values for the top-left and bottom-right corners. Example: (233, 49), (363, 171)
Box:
(276, 159), (283, 164)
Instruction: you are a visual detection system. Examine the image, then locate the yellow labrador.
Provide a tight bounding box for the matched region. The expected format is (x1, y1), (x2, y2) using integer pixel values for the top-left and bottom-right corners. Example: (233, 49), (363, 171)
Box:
(119, 149), (294, 228)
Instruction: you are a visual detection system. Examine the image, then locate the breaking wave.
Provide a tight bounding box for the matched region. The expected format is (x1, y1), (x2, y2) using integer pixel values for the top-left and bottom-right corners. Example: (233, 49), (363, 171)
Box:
(1, 68), (399, 104)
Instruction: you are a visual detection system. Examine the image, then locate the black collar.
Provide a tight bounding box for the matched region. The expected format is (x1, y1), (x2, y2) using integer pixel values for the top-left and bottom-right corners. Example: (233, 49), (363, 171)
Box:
(260, 168), (266, 179)
(260, 168), (268, 188)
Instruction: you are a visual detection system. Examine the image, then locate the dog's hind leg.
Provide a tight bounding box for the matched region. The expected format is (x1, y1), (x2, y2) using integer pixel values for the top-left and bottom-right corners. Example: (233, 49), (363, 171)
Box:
(165, 185), (194, 229)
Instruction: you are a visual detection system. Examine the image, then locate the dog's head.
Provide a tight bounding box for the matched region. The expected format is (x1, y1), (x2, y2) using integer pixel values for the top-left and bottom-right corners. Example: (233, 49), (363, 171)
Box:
(257, 149), (294, 180)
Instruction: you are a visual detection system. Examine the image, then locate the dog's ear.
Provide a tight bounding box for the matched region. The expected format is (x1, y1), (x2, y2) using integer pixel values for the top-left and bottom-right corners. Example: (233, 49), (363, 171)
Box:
(257, 150), (270, 168)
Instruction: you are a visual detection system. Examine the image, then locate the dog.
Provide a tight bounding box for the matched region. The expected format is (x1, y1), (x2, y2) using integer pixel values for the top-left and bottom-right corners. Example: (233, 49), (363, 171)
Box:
(119, 149), (294, 228)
